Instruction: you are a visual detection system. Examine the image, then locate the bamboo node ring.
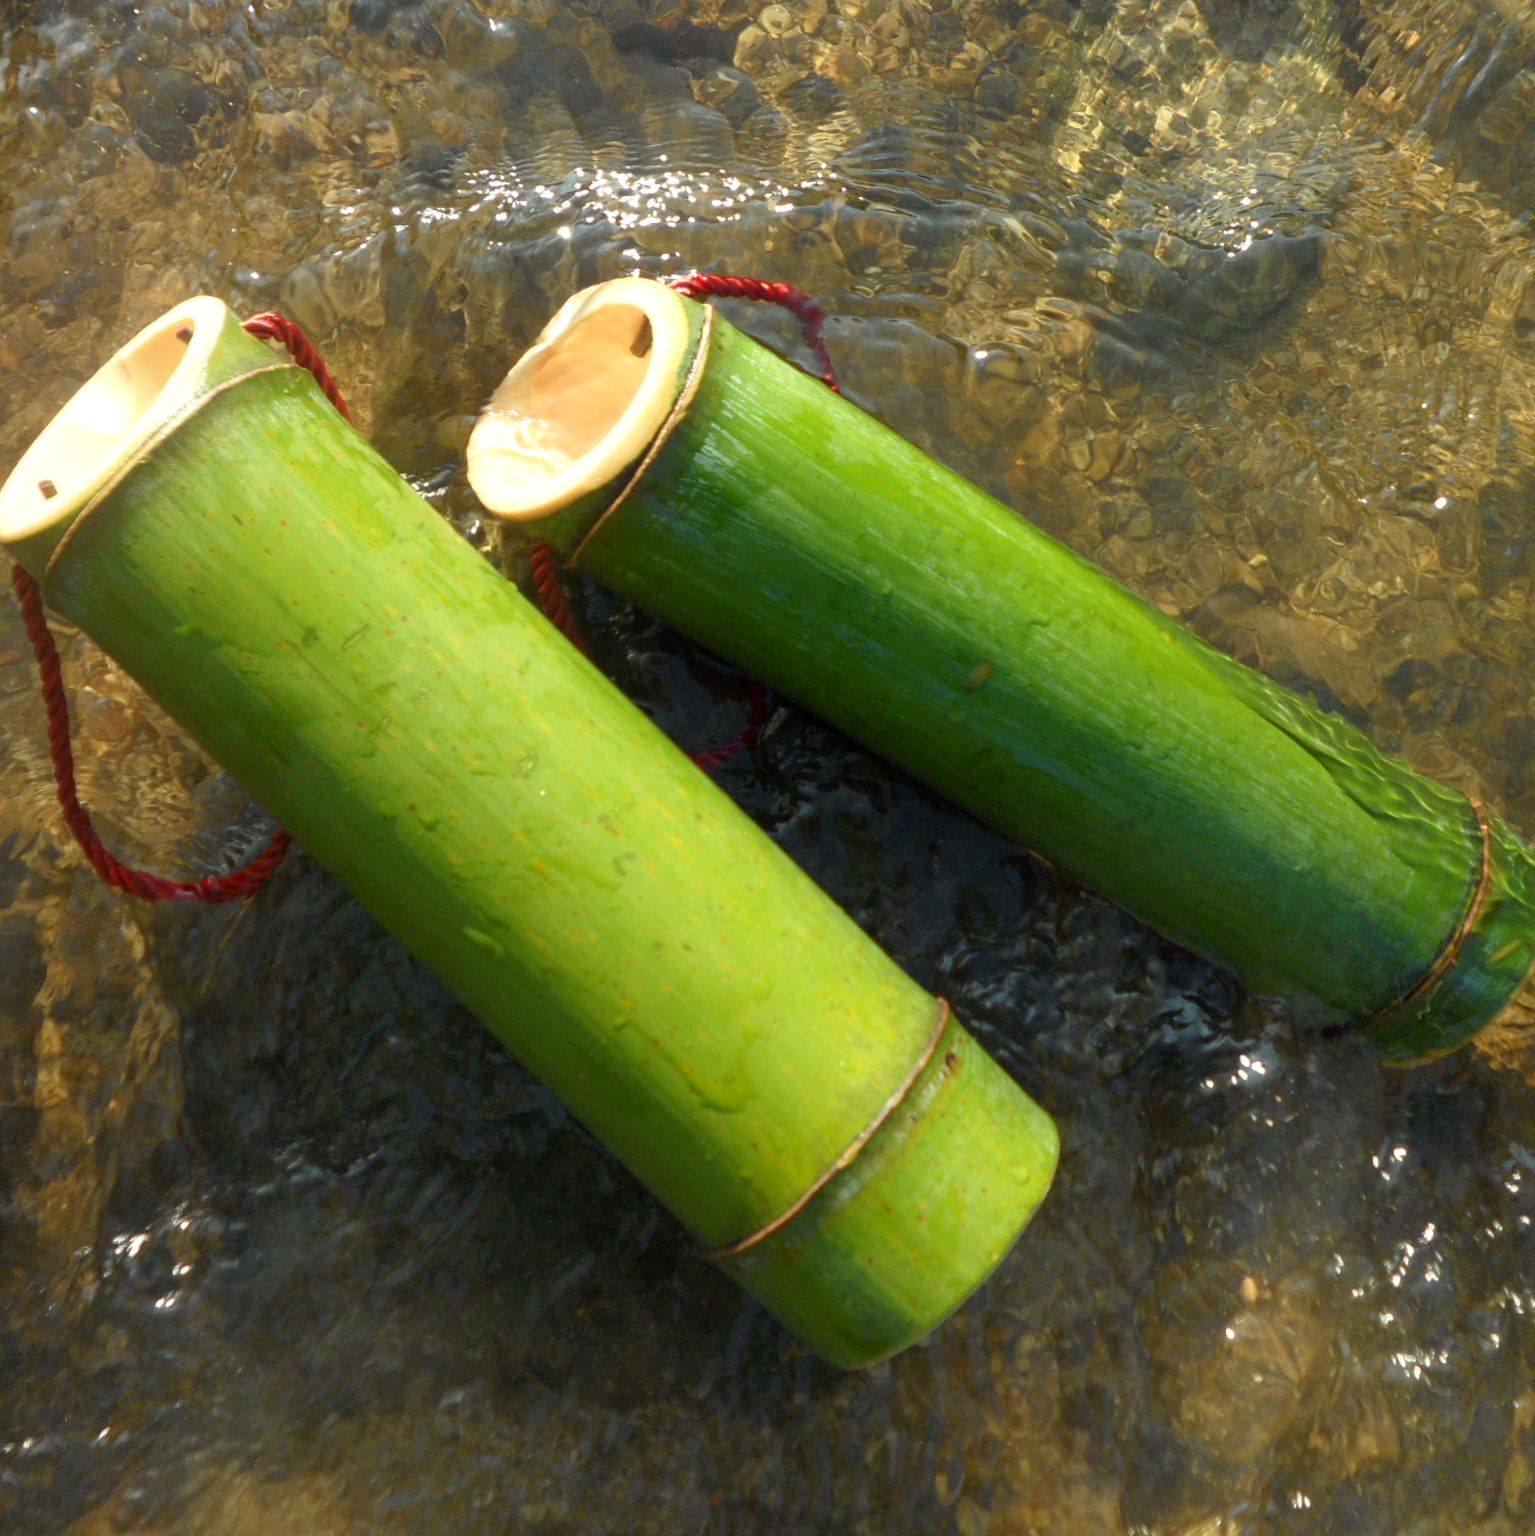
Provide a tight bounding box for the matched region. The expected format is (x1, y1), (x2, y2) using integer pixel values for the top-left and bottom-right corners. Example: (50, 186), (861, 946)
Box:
(703, 997), (954, 1263)
(1365, 795), (1494, 1030)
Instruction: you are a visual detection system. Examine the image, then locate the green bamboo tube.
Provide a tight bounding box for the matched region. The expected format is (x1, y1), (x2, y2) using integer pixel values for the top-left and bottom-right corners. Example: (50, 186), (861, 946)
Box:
(0, 296), (1058, 1368)
(467, 277), (1535, 1064)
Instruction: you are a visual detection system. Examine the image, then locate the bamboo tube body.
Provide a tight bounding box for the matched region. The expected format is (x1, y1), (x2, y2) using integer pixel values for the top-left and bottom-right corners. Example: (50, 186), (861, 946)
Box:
(2, 300), (1057, 1367)
(494, 284), (1535, 1063)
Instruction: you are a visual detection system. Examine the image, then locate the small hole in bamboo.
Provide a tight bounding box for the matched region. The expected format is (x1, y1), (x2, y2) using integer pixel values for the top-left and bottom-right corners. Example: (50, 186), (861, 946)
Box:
(0, 295), (225, 544)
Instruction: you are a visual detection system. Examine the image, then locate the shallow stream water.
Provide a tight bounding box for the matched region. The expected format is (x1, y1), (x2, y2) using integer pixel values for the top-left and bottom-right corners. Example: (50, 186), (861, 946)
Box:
(5, 1), (1535, 1532)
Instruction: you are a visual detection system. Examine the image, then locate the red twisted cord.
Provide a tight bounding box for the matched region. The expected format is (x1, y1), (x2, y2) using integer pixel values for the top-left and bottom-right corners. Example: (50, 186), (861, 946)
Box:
(10, 562), (293, 902)
(666, 272), (840, 393)
(3, 311), (359, 902)
(528, 272), (840, 768)
(528, 538), (590, 657)
(690, 679), (771, 772)
(242, 312), (355, 422)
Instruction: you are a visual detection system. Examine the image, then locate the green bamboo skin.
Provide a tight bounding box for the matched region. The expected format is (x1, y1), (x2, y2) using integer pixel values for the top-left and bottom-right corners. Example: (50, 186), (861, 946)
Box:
(505, 282), (1535, 1063)
(720, 1010), (1053, 1364)
(2, 300), (1058, 1367)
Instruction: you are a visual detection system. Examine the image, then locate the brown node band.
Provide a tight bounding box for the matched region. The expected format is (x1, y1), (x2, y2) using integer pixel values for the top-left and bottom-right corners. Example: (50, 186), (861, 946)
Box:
(703, 997), (954, 1263)
(1365, 795), (1493, 1029)
(570, 303), (715, 569)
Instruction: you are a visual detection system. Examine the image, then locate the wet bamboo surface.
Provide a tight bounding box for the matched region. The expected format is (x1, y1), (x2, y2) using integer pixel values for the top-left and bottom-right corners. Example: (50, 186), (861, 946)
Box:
(8, 301), (1056, 1368)
(526, 289), (1535, 1060)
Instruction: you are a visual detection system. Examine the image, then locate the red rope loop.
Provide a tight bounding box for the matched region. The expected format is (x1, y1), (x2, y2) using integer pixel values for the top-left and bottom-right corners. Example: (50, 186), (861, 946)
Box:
(4, 311), (355, 901)
(689, 678), (771, 772)
(666, 272), (840, 393)
(10, 563), (292, 902)
(242, 312), (355, 422)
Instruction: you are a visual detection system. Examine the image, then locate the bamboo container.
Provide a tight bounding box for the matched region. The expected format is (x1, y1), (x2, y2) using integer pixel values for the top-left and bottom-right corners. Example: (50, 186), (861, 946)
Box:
(0, 296), (1059, 1368)
(467, 277), (1535, 1063)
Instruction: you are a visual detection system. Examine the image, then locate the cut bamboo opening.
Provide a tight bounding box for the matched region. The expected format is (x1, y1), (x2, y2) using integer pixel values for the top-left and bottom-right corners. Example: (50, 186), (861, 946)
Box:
(468, 277), (692, 520)
(0, 296), (224, 549)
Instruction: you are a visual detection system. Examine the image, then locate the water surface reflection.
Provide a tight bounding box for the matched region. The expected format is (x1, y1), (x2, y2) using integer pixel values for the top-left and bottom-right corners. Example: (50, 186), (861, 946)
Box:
(5, 1), (1535, 1531)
